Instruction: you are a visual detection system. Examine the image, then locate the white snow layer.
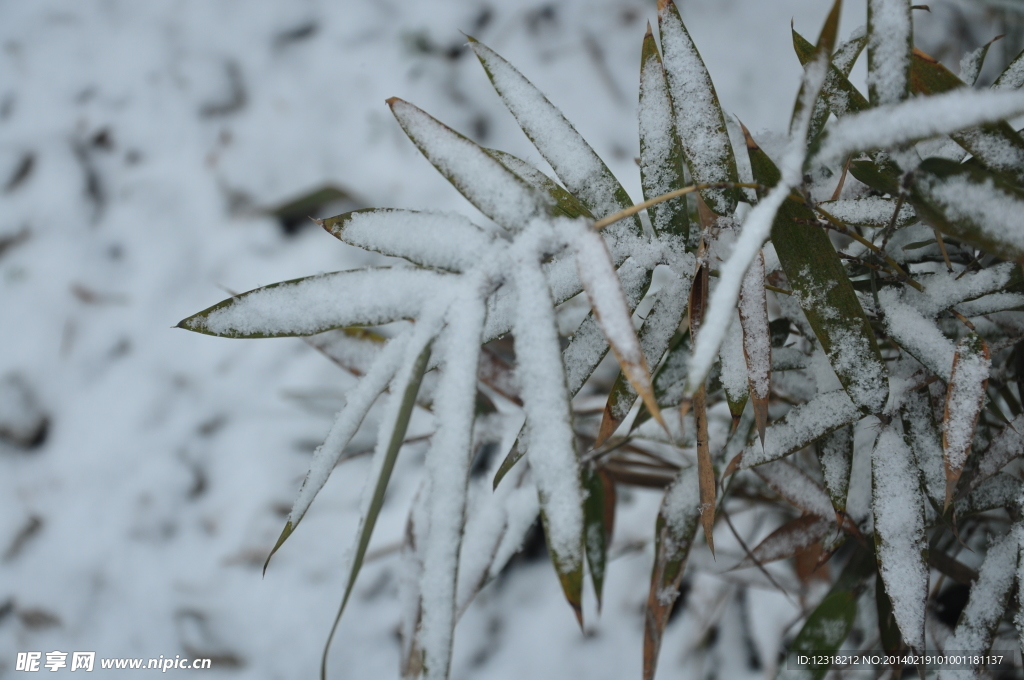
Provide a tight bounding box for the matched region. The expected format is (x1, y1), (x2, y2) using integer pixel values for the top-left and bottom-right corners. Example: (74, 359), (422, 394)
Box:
(942, 335), (990, 478)
(866, 0), (911, 105)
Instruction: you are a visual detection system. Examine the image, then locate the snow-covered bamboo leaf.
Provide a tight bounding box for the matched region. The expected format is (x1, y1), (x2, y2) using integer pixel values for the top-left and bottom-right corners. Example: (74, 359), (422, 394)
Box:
(575, 228), (666, 433)
(484, 149), (594, 221)
(512, 251), (585, 623)
(597, 269), (690, 445)
(747, 132), (888, 414)
(644, 466), (700, 680)
(875, 568), (907, 658)
(321, 338), (434, 678)
(467, 38), (642, 238)
(938, 530), (1018, 680)
(943, 332), (990, 508)
(321, 209), (493, 273)
(793, 28), (871, 119)
(639, 24), (689, 240)
(848, 157), (902, 196)
(739, 251), (770, 443)
(732, 514), (832, 570)
(790, 0), (843, 142)
(388, 98), (550, 232)
(817, 425), (854, 514)
(816, 197), (915, 229)
(754, 460), (835, 518)
(955, 474), (1024, 517)
(582, 464), (616, 609)
(812, 88), (1024, 171)
(418, 290), (485, 680)
(806, 26), (867, 146)
(909, 157), (1024, 262)
(866, 0), (912, 106)
(909, 49), (1024, 184)
(726, 390), (860, 474)
(969, 412), (1024, 491)
(718, 313), (749, 428)
(959, 36), (1001, 87)
(781, 547), (875, 680)
(878, 287), (956, 380)
(657, 0), (740, 215)
(993, 46), (1024, 91)
(901, 388), (947, 508)
(178, 268), (445, 338)
(872, 422), (928, 651)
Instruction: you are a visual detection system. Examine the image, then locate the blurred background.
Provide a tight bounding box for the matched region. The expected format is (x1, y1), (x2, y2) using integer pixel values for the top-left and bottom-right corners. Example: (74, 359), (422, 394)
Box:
(2, 0), (1020, 677)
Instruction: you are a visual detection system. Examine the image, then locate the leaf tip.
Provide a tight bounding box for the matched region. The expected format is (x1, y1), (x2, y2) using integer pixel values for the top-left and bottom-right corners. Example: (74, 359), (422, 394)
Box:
(263, 521), (294, 577)
(385, 96), (403, 107)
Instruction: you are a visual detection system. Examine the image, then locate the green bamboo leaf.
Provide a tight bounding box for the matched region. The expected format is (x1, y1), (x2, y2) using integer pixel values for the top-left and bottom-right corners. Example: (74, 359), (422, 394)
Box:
(816, 197), (915, 229)
(817, 424), (854, 514)
(387, 97), (551, 232)
(644, 466), (701, 680)
(908, 157), (1024, 262)
(779, 546), (875, 680)
(848, 157), (902, 196)
(582, 464), (615, 609)
(959, 35), (1002, 86)
(657, 0), (740, 215)
(901, 388), (947, 508)
(793, 29), (871, 118)
(321, 208), (492, 272)
(177, 268), (445, 338)
(321, 340), (432, 680)
(466, 37), (642, 237)
(909, 49), (1024, 184)
(484, 149), (595, 221)
(746, 130), (888, 414)
(875, 568), (908, 660)
(866, 0), (912, 106)
(790, 0), (843, 142)
(639, 24), (689, 240)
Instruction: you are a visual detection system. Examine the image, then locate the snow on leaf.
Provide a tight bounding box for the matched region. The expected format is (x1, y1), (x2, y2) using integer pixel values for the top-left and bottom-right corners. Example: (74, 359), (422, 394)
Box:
(970, 413), (1024, 491)
(943, 333), (990, 508)
(321, 209), (494, 273)
(726, 390), (860, 474)
(939, 530), (1019, 680)
(575, 226), (665, 432)
(955, 474), (1024, 517)
(994, 46), (1024, 91)
(872, 422), (928, 651)
(467, 38), (641, 239)
(900, 388), (946, 508)
(178, 268), (446, 338)
(639, 24), (689, 241)
(754, 460), (835, 518)
(817, 425), (854, 513)
(657, 0), (740, 215)
(511, 231), (585, 621)
(732, 514), (832, 570)
(959, 36), (1001, 87)
(418, 286), (485, 680)
(866, 0), (911, 106)
(816, 197), (915, 228)
(484, 149), (595, 222)
(718, 311), (749, 425)
(305, 327), (385, 377)
(878, 286), (956, 380)
(388, 98), (550, 232)
(793, 29), (871, 120)
(909, 157), (1024, 262)
(812, 88), (1024, 170)
(790, 0), (843, 140)
(739, 251), (770, 443)
(644, 466), (701, 680)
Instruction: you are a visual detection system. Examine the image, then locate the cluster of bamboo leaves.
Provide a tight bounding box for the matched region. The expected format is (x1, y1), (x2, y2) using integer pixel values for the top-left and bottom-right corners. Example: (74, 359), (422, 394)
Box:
(178, 0), (1024, 677)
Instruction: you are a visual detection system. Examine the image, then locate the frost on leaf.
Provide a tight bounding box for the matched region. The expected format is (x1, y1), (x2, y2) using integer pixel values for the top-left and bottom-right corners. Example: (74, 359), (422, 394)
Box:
(866, 0), (911, 106)
(817, 425), (853, 514)
(943, 333), (990, 508)
(872, 423), (928, 651)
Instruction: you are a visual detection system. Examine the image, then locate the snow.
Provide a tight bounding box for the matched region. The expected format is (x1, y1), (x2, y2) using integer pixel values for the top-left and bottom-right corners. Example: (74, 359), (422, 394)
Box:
(818, 196), (914, 227)
(736, 515), (831, 568)
(871, 422), (927, 651)
(326, 209), (494, 273)
(815, 88), (1024, 169)
(970, 412), (1024, 490)
(753, 460), (834, 518)
(739, 252), (770, 402)
(942, 335), (990, 485)
(817, 425), (853, 512)
(901, 389), (946, 507)
(866, 0), (911, 105)
(878, 286), (956, 380)
(993, 50), (1024, 90)
(719, 313), (749, 407)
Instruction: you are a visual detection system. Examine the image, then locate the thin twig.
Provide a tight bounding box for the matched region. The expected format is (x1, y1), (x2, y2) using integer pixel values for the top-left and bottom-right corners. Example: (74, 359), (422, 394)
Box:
(591, 182), (765, 231)
(720, 507), (800, 609)
(815, 207), (924, 292)
(933, 229), (954, 273)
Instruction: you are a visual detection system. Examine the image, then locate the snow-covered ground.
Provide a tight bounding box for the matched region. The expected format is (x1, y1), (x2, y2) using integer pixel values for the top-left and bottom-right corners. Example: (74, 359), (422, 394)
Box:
(1, 0), (1008, 677)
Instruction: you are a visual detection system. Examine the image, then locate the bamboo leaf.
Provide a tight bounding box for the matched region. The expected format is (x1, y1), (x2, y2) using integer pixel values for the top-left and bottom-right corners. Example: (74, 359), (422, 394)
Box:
(875, 567), (908, 660)
(575, 228), (666, 433)
(717, 312), (749, 429)
(657, 0), (740, 215)
(867, 0), (912, 106)
(725, 389), (860, 475)
(872, 422), (928, 652)
(901, 388), (947, 508)
(582, 464), (616, 609)
(969, 412), (1024, 491)
(321, 339), (433, 679)
(484, 149), (595, 221)
(305, 327), (386, 377)
(467, 38), (642, 237)
(816, 197), (915, 229)
(687, 258), (716, 553)
(943, 332), (990, 508)
(790, 0), (843, 142)
(908, 157), (1024, 262)
(747, 130), (888, 413)
(959, 35), (1002, 86)
(644, 466), (701, 680)
(909, 49), (1024, 184)
(732, 514), (832, 570)
(955, 474), (1023, 517)
(793, 29), (871, 119)
(817, 424), (854, 514)
(754, 460), (835, 518)
(993, 45), (1024, 91)
(739, 251), (770, 444)
(639, 23), (690, 240)
(177, 268), (445, 338)
(387, 98), (551, 232)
